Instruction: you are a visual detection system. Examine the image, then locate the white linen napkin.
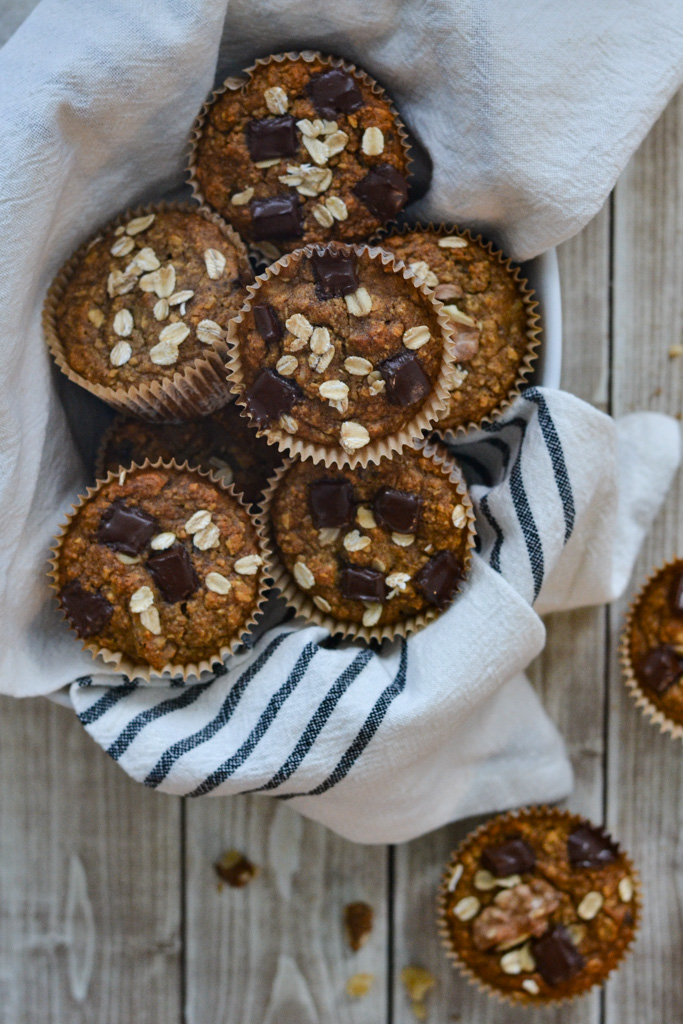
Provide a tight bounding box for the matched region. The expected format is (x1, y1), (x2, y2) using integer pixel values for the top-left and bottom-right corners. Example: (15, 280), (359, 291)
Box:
(0, 0), (681, 842)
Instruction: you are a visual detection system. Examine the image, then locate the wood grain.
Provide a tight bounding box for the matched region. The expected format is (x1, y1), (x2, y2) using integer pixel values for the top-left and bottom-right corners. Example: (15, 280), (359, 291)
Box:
(606, 87), (683, 1024)
(0, 695), (182, 1023)
(184, 796), (388, 1024)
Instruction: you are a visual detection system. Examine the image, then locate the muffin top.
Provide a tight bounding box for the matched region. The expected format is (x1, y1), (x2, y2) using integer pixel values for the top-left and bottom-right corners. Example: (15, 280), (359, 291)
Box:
(51, 208), (251, 390)
(99, 402), (283, 507)
(627, 559), (683, 724)
(378, 228), (535, 430)
(192, 54), (410, 251)
(55, 466), (267, 672)
(442, 809), (638, 1004)
(230, 245), (455, 462)
(268, 447), (472, 631)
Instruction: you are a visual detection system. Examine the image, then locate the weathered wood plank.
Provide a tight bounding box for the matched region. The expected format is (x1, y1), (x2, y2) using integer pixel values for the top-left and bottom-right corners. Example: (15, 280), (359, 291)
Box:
(184, 795), (388, 1024)
(607, 87), (683, 1024)
(0, 695), (182, 1024)
(390, 207), (611, 1024)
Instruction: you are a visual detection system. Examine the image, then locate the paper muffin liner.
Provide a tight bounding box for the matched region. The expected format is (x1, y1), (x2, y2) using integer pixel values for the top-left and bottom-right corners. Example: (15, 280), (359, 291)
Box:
(226, 242), (461, 468)
(43, 201), (252, 422)
(257, 437), (476, 644)
(48, 457), (273, 683)
(187, 49), (413, 257)
(619, 555), (683, 741)
(371, 222), (541, 437)
(436, 805), (641, 1008)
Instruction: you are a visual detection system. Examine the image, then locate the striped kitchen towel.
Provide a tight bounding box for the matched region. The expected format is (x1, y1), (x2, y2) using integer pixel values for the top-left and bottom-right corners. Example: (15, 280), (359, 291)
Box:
(64, 388), (679, 843)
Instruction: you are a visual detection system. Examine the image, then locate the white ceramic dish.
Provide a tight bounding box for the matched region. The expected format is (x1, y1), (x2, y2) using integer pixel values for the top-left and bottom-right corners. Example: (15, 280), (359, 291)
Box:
(523, 247), (562, 389)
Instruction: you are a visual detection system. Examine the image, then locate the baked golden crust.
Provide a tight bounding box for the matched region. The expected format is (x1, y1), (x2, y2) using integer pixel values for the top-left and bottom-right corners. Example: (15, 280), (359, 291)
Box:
(53, 209), (250, 389)
(98, 404), (282, 507)
(269, 448), (472, 628)
(55, 467), (266, 671)
(440, 808), (638, 1004)
(379, 228), (533, 429)
(193, 55), (410, 250)
(627, 559), (683, 725)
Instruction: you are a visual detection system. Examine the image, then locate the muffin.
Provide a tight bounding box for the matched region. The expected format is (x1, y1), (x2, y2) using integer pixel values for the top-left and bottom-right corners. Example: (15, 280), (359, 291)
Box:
(50, 462), (270, 678)
(376, 226), (539, 432)
(227, 243), (459, 467)
(621, 556), (683, 739)
(97, 403), (283, 507)
(44, 204), (252, 419)
(438, 807), (639, 1005)
(262, 441), (475, 640)
(189, 51), (411, 252)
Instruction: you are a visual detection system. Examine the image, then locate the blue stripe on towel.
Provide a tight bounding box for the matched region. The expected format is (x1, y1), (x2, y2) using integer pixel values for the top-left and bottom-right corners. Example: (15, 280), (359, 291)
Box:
(279, 640), (408, 799)
(143, 631), (289, 789)
(77, 679), (139, 724)
(189, 642), (318, 796)
(524, 388), (576, 542)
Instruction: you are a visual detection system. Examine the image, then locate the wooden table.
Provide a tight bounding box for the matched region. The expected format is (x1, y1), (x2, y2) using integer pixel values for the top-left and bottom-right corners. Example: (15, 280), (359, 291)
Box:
(1, 10), (681, 1020)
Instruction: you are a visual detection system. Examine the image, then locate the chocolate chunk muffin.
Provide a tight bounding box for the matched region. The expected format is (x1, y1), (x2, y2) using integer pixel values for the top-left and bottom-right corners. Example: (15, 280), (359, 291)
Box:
(376, 226), (539, 432)
(227, 244), (458, 467)
(189, 52), (411, 252)
(263, 442), (474, 639)
(438, 808), (639, 1005)
(97, 403), (283, 507)
(51, 463), (270, 676)
(44, 205), (252, 418)
(621, 557), (683, 738)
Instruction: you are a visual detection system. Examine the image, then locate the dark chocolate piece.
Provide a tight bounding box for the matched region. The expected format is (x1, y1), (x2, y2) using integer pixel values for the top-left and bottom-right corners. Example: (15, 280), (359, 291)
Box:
(638, 644), (683, 694)
(533, 925), (585, 987)
(97, 499), (157, 555)
(481, 838), (536, 877)
(252, 303), (283, 345)
(353, 164), (409, 221)
(414, 551), (463, 609)
(307, 68), (363, 118)
(59, 579), (113, 638)
(311, 249), (359, 298)
(146, 543), (199, 604)
(340, 566), (386, 603)
(244, 369), (301, 428)
(374, 487), (421, 534)
(670, 572), (683, 615)
(567, 824), (618, 869)
(309, 477), (355, 528)
(378, 350), (431, 407)
(245, 115), (298, 162)
(251, 195), (304, 241)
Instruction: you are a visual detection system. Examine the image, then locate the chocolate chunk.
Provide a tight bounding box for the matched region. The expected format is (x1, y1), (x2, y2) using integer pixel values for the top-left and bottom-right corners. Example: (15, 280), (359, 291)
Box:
(567, 824), (618, 869)
(638, 644), (683, 693)
(481, 838), (536, 877)
(214, 849), (259, 888)
(344, 901), (374, 952)
(311, 248), (359, 298)
(340, 566), (386, 603)
(378, 350), (431, 407)
(309, 477), (355, 528)
(307, 68), (363, 118)
(353, 164), (409, 221)
(97, 499), (157, 555)
(146, 543), (199, 604)
(245, 115), (298, 162)
(253, 303), (283, 345)
(59, 579), (113, 638)
(251, 195), (304, 241)
(244, 368), (301, 428)
(670, 572), (683, 614)
(533, 925), (585, 987)
(374, 487), (421, 534)
(414, 551), (463, 609)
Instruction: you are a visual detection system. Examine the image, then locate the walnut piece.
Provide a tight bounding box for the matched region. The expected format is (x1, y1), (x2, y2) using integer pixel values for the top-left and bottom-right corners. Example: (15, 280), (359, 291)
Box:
(344, 901), (374, 951)
(472, 878), (561, 952)
(214, 849), (259, 888)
